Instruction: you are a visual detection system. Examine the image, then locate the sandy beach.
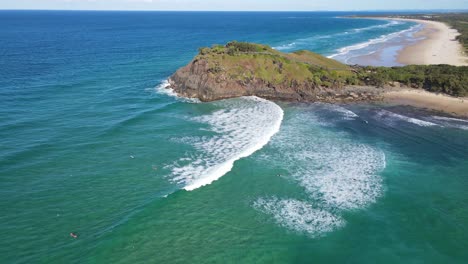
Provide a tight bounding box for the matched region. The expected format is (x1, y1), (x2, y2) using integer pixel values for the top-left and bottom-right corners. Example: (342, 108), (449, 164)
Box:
(383, 89), (468, 118)
(394, 18), (468, 66)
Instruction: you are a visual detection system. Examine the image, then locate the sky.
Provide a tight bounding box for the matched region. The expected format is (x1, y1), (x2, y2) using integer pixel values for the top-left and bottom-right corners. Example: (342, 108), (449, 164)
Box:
(0, 0), (467, 11)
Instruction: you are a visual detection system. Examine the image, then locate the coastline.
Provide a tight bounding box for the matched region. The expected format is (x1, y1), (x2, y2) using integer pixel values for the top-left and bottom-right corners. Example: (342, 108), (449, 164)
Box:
(165, 81), (468, 118)
(383, 88), (468, 118)
(390, 18), (468, 66)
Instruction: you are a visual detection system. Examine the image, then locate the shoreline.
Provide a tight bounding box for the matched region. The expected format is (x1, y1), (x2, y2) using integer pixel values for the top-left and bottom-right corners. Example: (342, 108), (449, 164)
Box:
(382, 88), (468, 118)
(380, 17), (467, 66)
(348, 16), (467, 66)
(164, 82), (468, 118)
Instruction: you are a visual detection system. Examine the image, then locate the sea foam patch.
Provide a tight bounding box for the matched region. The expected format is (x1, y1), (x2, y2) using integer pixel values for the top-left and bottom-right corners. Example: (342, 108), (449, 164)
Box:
(167, 96), (283, 191)
(272, 111), (385, 210)
(293, 143), (385, 210)
(253, 108), (386, 236)
(254, 197), (345, 237)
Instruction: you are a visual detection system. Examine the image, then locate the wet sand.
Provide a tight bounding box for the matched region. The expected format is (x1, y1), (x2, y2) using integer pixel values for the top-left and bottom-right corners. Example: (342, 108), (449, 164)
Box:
(383, 89), (468, 118)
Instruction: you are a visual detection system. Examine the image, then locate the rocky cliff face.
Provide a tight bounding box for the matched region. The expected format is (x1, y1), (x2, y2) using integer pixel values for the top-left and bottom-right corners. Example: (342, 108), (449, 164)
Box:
(169, 58), (383, 103)
(168, 42), (384, 102)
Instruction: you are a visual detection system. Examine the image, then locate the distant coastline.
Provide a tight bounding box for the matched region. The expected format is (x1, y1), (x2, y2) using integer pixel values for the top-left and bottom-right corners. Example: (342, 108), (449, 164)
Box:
(383, 17), (467, 66)
(350, 15), (468, 66)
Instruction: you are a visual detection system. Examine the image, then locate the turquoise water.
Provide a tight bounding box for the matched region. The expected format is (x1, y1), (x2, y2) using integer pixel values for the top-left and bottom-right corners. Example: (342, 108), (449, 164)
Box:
(1, 11), (467, 263)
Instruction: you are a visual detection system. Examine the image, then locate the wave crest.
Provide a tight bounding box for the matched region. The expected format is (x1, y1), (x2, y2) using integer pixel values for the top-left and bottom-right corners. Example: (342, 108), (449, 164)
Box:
(167, 96), (284, 191)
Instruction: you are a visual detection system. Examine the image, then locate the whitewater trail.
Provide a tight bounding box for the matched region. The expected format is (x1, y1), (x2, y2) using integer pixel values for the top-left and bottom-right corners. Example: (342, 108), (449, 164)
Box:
(328, 24), (421, 60)
(430, 116), (468, 130)
(165, 96), (284, 191)
(376, 110), (439, 127)
(274, 20), (403, 51)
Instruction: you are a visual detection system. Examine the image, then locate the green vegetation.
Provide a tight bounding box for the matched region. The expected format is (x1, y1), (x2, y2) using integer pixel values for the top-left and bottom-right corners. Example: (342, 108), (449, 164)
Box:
(196, 41), (353, 88)
(428, 14), (468, 52)
(357, 65), (468, 96)
(195, 41), (468, 96)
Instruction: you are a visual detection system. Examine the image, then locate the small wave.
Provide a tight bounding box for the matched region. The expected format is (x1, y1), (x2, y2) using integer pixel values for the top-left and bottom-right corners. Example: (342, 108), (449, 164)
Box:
(155, 80), (175, 96)
(325, 104), (359, 120)
(351, 20), (401, 33)
(430, 116), (468, 130)
(328, 24), (420, 59)
(377, 110), (438, 127)
(154, 80), (200, 103)
(432, 116), (468, 123)
(167, 96), (284, 191)
(273, 21), (402, 52)
(274, 42), (296, 51)
(254, 197), (345, 237)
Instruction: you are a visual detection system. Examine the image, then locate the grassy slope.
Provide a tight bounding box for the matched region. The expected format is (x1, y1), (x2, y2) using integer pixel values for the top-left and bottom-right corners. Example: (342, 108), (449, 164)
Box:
(197, 42), (355, 87)
(195, 41), (468, 96)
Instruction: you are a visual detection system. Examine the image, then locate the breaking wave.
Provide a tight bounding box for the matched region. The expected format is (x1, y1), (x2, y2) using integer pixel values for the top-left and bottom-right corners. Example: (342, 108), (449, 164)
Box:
(154, 79), (200, 103)
(351, 20), (401, 33)
(376, 110), (438, 127)
(430, 116), (468, 130)
(324, 104), (359, 120)
(274, 20), (403, 52)
(166, 96), (284, 191)
(328, 24), (421, 60)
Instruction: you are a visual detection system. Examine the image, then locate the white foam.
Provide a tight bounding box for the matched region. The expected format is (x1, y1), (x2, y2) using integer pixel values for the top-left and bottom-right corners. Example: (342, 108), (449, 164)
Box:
(274, 42), (296, 51)
(377, 110), (438, 127)
(432, 116), (468, 123)
(167, 96), (284, 191)
(250, 107), (386, 236)
(155, 80), (200, 103)
(253, 197), (345, 237)
(351, 20), (401, 33)
(155, 80), (175, 96)
(298, 144), (385, 210)
(273, 21), (402, 52)
(328, 25), (420, 59)
(269, 110), (386, 210)
(430, 116), (468, 130)
(326, 104), (359, 120)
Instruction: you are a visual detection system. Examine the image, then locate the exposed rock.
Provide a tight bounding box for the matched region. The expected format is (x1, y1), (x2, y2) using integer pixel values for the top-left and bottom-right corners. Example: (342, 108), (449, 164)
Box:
(168, 42), (387, 103)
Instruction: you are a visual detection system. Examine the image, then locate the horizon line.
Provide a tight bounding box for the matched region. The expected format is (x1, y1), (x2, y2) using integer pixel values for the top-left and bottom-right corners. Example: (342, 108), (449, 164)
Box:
(1, 8), (467, 12)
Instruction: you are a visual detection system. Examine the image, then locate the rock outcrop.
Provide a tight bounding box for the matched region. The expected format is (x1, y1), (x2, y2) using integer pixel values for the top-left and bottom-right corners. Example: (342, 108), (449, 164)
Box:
(168, 42), (385, 102)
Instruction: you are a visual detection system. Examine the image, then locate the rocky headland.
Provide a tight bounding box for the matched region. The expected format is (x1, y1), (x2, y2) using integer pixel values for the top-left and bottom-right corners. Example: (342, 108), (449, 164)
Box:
(167, 41), (468, 116)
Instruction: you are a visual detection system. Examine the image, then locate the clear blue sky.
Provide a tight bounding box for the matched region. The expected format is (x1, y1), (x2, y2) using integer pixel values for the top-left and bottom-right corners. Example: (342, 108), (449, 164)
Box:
(0, 0), (467, 11)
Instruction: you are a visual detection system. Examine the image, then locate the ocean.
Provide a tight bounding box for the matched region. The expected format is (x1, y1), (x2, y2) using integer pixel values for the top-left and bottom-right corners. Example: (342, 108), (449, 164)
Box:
(1, 11), (467, 263)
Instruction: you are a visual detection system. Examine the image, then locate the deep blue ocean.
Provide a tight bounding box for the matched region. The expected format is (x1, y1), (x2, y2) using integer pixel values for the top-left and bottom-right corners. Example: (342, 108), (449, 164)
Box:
(1, 11), (467, 263)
